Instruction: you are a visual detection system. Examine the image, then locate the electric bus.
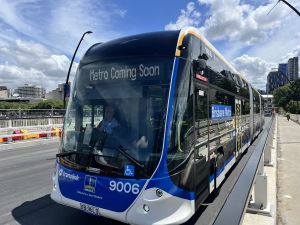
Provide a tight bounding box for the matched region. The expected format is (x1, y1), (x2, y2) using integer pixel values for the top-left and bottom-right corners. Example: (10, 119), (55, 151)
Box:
(51, 27), (264, 225)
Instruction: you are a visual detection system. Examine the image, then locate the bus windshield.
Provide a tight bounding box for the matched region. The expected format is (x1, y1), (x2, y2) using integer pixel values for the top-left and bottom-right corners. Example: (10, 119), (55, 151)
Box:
(61, 57), (173, 178)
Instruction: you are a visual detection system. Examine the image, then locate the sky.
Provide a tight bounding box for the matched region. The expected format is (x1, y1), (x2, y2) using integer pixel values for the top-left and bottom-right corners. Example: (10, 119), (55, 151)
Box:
(0, 0), (299, 92)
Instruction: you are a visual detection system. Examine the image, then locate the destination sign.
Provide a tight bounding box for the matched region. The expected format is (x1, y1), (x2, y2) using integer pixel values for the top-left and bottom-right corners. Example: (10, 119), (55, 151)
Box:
(211, 104), (232, 120)
(89, 64), (160, 82)
(78, 60), (168, 85)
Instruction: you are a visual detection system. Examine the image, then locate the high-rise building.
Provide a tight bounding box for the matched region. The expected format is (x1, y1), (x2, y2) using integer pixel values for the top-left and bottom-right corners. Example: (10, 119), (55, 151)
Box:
(287, 57), (299, 81)
(278, 63), (288, 84)
(15, 84), (46, 98)
(266, 71), (280, 94)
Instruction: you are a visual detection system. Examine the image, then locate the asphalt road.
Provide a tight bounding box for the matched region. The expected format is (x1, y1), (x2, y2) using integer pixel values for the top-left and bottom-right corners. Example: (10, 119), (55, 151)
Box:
(0, 140), (120, 225)
(0, 119), (270, 225)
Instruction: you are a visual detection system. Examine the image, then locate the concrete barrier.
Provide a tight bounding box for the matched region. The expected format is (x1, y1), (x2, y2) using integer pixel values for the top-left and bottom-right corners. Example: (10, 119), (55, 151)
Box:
(290, 114), (299, 124)
(0, 128), (62, 143)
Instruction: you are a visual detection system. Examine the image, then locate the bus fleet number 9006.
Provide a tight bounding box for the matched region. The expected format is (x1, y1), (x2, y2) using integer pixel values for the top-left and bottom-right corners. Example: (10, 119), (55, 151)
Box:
(109, 180), (140, 195)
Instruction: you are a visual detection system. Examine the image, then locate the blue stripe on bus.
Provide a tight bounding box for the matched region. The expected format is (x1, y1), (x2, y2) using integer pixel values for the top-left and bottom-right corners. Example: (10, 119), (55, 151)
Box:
(209, 154), (235, 182)
(146, 57), (195, 201)
(57, 163), (148, 212)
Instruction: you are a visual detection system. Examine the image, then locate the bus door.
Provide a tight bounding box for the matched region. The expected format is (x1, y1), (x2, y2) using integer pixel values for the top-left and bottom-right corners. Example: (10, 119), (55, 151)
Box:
(235, 99), (242, 156)
(194, 86), (210, 208)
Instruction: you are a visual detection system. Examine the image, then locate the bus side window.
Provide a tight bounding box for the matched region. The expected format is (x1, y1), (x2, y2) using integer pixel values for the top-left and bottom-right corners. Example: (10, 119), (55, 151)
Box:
(208, 89), (235, 149)
(194, 89), (208, 158)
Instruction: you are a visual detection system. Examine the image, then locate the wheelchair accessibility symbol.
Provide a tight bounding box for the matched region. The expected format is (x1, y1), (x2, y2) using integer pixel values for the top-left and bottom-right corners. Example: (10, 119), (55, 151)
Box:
(124, 165), (135, 177)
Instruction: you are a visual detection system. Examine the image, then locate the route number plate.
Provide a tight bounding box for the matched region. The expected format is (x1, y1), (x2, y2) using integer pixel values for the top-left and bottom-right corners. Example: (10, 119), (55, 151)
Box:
(80, 203), (101, 216)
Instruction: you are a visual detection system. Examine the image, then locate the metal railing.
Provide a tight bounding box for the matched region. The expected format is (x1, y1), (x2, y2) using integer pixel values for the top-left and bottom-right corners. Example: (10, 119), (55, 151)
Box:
(0, 109), (64, 130)
(212, 117), (275, 225)
(0, 109), (65, 119)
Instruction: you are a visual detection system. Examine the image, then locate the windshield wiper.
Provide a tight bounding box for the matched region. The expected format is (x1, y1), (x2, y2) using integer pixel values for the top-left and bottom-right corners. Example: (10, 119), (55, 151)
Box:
(118, 146), (147, 172)
(56, 151), (84, 158)
(57, 147), (149, 177)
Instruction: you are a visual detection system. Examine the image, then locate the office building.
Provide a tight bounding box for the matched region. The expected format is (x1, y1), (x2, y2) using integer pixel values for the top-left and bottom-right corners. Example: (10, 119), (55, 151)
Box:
(46, 82), (71, 100)
(288, 57), (299, 81)
(278, 63), (288, 84)
(266, 71), (281, 94)
(15, 84), (46, 98)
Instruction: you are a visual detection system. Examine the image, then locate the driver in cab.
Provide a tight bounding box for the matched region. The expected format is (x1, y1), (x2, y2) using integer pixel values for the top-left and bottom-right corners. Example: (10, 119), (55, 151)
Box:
(97, 103), (148, 150)
(97, 104), (119, 134)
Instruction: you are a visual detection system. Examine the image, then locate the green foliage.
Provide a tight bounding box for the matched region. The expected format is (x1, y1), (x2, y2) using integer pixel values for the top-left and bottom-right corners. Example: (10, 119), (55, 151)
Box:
(32, 99), (64, 109)
(0, 99), (64, 109)
(273, 83), (292, 109)
(0, 102), (34, 109)
(286, 101), (300, 114)
(273, 78), (300, 112)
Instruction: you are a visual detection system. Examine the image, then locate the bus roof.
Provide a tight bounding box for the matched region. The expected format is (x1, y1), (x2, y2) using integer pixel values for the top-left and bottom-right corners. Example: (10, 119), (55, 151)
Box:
(80, 27), (255, 92)
(177, 27), (248, 83)
(80, 31), (180, 65)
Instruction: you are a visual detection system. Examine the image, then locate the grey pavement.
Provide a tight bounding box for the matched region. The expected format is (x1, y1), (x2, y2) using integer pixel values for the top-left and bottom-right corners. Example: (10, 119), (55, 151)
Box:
(277, 116), (300, 225)
(0, 141), (120, 225)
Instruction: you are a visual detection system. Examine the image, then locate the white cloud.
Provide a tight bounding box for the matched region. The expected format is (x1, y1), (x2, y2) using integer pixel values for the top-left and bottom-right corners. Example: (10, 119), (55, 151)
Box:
(0, 0), (127, 56)
(0, 0), (127, 91)
(166, 0), (296, 46)
(0, 39), (78, 91)
(232, 54), (276, 90)
(0, 0), (34, 35)
(280, 45), (300, 63)
(165, 2), (201, 30)
(0, 65), (47, 88)
(198, 0), (292, 45)
(166, 0), (300, 89)
(48, 0), (126, 54)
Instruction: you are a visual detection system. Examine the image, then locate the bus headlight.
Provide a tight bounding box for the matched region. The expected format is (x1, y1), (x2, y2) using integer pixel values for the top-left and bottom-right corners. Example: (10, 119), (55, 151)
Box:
(53, 183), (57, 191)
(143, 204), (150, 212)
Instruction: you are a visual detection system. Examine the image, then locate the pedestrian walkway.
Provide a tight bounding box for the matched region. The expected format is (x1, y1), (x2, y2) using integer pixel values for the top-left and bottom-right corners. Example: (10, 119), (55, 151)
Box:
(277, 116), (300, 225)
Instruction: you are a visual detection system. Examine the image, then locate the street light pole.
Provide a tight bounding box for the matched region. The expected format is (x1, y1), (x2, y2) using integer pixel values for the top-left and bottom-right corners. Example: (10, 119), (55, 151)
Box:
(268, 0), (300, 16)
(64, 31), (93, 109)
(280, 0), (300, 16)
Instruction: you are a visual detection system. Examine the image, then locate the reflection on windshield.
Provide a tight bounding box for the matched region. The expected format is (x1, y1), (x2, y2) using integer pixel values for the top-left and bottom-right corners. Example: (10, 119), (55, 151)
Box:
(62, 82), (169, 178)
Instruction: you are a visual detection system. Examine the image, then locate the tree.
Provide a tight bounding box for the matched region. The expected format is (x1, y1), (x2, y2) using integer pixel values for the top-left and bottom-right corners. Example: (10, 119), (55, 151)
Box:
(286, 101), (300, 114)
(273, 83), (292, 110)
(32, 99), (64, 109)
(273, 78), (300, 113)
(0, 102), (33, 109)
